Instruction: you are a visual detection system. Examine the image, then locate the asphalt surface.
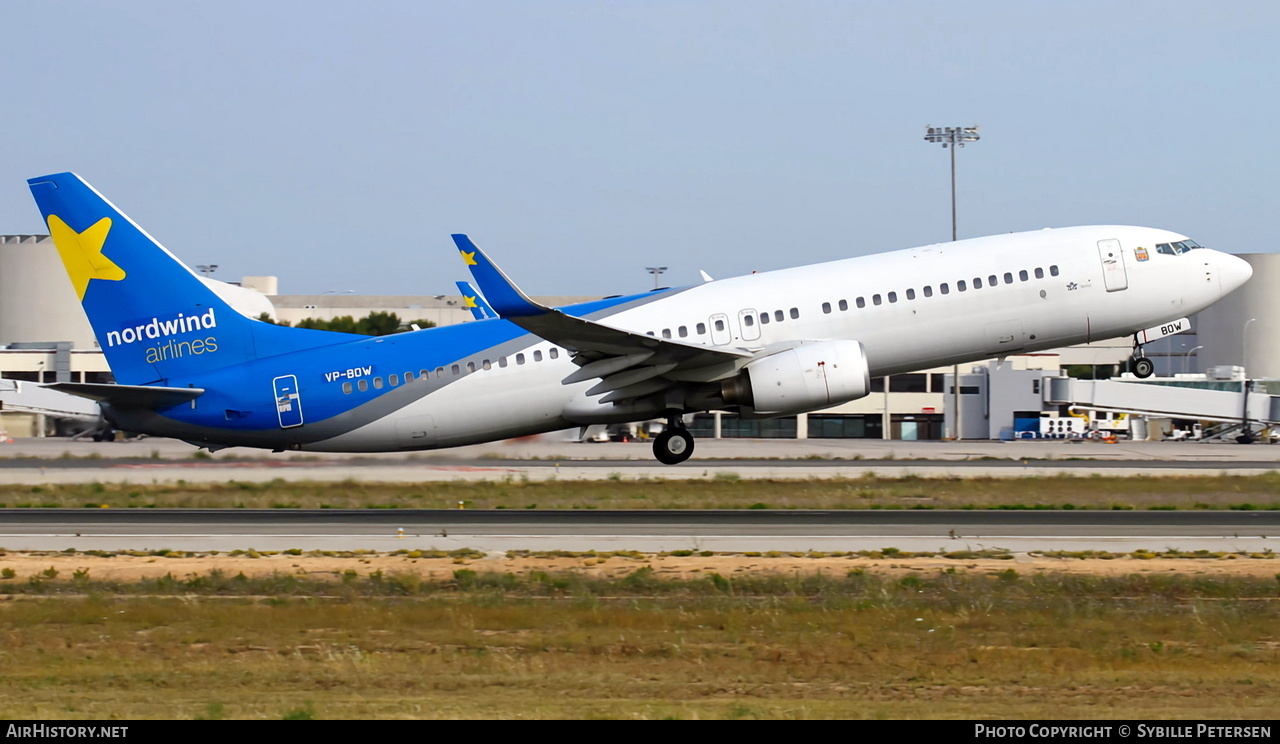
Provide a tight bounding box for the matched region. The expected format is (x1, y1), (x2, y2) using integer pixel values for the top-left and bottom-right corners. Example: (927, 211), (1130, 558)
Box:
(1, 436), (1277, 552)
(2, 508), (1276, 554)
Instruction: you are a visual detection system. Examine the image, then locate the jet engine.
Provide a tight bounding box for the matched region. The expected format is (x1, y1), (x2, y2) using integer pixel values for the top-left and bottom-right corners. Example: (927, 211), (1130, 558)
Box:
(721, 340), (871, 415)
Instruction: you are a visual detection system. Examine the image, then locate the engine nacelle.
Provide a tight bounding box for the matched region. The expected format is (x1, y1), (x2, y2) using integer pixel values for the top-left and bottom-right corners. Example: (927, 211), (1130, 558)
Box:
(722, 340), (871, 415)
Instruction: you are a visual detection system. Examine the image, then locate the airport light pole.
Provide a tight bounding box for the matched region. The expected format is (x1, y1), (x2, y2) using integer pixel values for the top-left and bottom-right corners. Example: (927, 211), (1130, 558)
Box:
(925, 125), (980, 440)
(1243, 318), (1257, 374)
(646, 266), (667, 290)
(196, 264), (218, 278)
(1184, 345), (1203, 376)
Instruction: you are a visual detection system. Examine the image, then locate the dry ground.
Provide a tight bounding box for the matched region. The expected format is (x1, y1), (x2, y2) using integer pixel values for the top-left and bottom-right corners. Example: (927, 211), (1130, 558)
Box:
(3, 550), (1278, 584)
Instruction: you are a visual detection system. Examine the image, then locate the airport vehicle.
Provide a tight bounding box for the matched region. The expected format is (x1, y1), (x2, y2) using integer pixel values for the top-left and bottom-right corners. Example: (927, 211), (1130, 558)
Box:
(28, 172), (1251, 463)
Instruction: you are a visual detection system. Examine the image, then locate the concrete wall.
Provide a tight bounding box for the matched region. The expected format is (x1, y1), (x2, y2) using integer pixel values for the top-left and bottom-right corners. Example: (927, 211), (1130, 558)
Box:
(0, 236), (96, 348)
(1196, 254), (1280, 378)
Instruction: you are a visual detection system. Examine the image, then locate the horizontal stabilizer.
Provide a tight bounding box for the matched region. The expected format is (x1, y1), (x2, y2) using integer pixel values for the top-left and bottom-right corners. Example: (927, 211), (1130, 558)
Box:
(45, 382), (205, 410)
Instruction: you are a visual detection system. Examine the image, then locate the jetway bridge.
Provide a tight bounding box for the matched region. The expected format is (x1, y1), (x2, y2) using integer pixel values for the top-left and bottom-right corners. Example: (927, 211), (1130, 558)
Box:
(1044, 376), (1280, 442)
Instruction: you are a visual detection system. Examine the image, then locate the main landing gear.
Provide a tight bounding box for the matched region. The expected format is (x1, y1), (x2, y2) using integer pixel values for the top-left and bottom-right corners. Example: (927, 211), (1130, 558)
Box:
(653, 415), (695, 465)
(1131, 335), (1154, 379)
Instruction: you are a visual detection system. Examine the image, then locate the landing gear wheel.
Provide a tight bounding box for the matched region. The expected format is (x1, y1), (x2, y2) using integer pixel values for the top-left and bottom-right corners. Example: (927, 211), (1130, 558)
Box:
(653, 428), (695, 465)
(1132, 357), (1154, 379)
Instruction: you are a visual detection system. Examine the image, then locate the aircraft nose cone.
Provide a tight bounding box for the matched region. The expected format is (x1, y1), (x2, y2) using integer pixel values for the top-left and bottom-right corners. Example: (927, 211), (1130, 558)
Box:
(1218, 253), (1253, 297)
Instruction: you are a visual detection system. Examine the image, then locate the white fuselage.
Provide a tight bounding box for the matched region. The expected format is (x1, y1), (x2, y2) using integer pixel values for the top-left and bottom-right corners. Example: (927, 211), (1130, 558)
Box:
(311, 225), (1249, 451)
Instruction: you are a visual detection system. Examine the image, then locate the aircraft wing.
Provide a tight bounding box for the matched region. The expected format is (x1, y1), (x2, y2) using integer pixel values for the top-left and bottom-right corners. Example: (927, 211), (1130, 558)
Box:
(455, 281), (497, 320)
(453, 235), (750, 402)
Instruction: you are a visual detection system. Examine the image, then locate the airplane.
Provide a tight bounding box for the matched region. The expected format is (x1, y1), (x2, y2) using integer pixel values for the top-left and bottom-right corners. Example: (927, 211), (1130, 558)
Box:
(27, 172), (1252, 464)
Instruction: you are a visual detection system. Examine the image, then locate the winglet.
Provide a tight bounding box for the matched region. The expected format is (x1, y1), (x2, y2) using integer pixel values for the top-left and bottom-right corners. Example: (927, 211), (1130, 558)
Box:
(455, 280), (497, 320)
(451, 234), (547, 318)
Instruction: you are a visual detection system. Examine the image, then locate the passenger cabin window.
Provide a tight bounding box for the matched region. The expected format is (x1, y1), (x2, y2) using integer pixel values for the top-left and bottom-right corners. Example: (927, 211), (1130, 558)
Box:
(358, 379), (369, 392)
(958, 280), (967, 292)
(373, 377), (385, 389)
(988, 274), (998, 286)
(1019, 270), (1029, 281)
(838, 299), (848, 311)
(451, 364), (461, 375)
(1004, 272), (1013, 284)
(923, 286), (933, 298)
(678, 326), (688, 338)
(696, 322), (707, 335)
(759, 313), (770, 325)
(973, 278), (983, 289)
(887, 292), (897, 303)
(822, 302), (832, 314)
(774, 310), (784, 322)
(534, 350), (543, 362)
(499, 357), (508, 368)
(905, 288), (916, 300)
(482, 360), (492, 370)
(389, 374), (400, 386)
(789, 308), (799, 319)
(466, 362), (475, 373)
(940, 282), (949, 295)
(549, 348), (559, 360)
(516, 354), (525, 365)
(872, 294), (882, 306)
(1050, 265), (1060, 276)
(662, 328), (672, 338)
(715, 319), (726, 331)
(1035, 268), (1044, 279)
(342, 382), (352, 394)
(741, 317), (753, 328)
(856, 297), (866, 308)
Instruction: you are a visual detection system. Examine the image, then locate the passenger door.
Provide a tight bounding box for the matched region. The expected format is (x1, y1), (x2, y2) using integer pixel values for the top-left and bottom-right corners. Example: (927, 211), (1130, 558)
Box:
(272, 375), (304, 428)
(1097, 239), (1128, 292)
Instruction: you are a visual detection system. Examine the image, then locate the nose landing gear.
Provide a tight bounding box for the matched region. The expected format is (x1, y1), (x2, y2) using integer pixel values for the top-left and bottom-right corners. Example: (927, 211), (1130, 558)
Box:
(652, 414), (695, 464)
(1131, 335), (1155, 379)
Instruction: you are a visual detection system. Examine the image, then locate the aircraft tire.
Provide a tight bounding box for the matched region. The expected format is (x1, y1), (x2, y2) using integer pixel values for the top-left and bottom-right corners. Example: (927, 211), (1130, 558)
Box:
(1133, 357), (1155, 378)
(653, 429), (694, 465)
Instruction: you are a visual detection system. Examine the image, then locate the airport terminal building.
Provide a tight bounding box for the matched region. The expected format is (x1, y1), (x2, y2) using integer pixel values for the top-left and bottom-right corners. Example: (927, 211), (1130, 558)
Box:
(0, 233), (1271, 441)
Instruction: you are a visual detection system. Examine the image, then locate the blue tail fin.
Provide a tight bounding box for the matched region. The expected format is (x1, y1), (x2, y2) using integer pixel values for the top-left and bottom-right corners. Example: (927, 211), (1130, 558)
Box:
(28, 173), (354, 385)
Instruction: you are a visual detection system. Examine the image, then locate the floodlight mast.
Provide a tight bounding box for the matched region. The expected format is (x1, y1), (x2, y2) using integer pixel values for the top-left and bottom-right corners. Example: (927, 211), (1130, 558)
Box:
(646, 266), (668, 290)
(923, 126), (980, 242)
(924, 125), (980, 440)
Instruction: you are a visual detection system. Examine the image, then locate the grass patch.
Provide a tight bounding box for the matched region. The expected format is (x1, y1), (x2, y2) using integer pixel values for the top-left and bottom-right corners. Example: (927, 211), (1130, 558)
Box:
(4, 474), (1280, 511)
(0, 570), (1275, 719)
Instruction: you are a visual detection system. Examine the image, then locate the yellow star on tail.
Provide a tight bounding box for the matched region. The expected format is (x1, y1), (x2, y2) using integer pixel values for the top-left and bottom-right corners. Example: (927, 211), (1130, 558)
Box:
(46, 215), (125, 300)
(463, 295), (478, 308)
(460, 250), (477, 266)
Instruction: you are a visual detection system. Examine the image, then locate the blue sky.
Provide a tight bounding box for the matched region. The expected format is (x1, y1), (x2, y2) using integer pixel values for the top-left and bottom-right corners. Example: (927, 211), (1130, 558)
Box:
(3, 1), (1276, 295)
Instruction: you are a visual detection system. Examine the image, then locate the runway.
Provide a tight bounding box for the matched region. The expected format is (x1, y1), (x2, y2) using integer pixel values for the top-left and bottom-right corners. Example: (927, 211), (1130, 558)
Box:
(2, 508), (1276, 554)
(1, 435), (1279, 485)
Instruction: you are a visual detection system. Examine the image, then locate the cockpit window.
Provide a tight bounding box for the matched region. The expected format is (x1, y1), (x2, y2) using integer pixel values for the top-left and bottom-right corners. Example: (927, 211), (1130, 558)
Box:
(1155, 240), (1203, 256)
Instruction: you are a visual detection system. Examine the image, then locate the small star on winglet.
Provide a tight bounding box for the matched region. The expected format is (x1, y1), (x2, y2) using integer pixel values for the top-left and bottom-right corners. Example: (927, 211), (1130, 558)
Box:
(46, 215), (126, 300)
(460, 250), (478, 266)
